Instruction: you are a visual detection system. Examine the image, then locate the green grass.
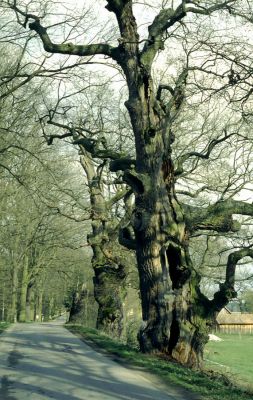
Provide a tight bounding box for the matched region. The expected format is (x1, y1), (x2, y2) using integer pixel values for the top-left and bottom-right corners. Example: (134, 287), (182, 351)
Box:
(0, 322), (10, 334)
(66, 325), (253, 400)
(204, 333), (253, 391)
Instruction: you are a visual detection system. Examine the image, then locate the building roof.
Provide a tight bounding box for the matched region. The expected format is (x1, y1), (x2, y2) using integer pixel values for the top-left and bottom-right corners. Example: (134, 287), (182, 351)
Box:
(217, 308), (253, 325)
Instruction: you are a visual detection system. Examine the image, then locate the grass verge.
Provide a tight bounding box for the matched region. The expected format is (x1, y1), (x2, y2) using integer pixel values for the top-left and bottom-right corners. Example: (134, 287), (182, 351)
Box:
(0, 322), (10, 334)
(66, 325), (253, 400)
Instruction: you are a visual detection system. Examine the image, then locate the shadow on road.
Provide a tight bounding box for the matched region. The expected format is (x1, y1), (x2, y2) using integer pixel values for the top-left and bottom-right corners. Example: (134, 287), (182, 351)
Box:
(0, 323), (191, 400)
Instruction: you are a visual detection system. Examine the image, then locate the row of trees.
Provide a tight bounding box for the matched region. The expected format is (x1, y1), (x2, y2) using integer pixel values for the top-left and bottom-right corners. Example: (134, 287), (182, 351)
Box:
(1, 0), (253, 368)
(0, 39), (94, 323)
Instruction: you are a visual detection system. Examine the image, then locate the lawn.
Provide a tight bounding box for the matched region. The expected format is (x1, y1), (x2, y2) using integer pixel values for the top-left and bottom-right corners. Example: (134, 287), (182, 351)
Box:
(204, 333), (253, 391)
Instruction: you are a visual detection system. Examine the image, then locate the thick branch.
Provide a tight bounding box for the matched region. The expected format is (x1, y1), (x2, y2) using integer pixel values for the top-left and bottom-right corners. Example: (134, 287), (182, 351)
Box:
(140, 4), (186, 67)
(156, 84), (174, 101)
(107, 188), (131, 208)
(110, 158), (136, 172)
(28, 20), (118, 59)
(118, 210), (136, 250)
(211, 248), (253, 312)
(177, 186), (210, 198)
(73, 137), (128, 162)
(9, 2), (119, 61)
(47, 132), (72, 145)
(119, 226), (136, 250)
(185, 199), (253, 233)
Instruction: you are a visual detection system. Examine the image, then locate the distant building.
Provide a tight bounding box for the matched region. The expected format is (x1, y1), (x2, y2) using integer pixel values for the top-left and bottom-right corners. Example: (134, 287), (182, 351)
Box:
(216, 307), (253, 334)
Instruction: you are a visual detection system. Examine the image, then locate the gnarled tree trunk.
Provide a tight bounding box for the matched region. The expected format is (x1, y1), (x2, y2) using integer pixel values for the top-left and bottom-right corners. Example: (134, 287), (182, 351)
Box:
(69, 154), (128, 337)
(116, 10), (213, 365)
(88, 212), (127, 338)
(92, 236), (127, 337)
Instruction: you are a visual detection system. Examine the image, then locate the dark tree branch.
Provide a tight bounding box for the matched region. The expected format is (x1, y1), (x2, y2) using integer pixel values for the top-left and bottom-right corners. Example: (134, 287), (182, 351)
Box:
(156, 84), (174, 101)
(0, 162), (25, 186)
(109, 158), (136, 172)
(47, 132), (73, 145)
(29, 20), (118, 59)
(186, 0), (237, 16)
(175, 130), (236, 175)
(105, 0), (139, 43)
(9, 2), (120, 61)
(73, 137), (128, 161)
(211, 247), (253, 313)
(140, 3), (186, 67)
(119, 226), (136, 250)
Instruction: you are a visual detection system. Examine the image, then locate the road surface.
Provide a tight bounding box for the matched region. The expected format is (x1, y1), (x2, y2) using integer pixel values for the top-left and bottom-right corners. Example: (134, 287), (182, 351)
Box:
(0, 320), (196, 400)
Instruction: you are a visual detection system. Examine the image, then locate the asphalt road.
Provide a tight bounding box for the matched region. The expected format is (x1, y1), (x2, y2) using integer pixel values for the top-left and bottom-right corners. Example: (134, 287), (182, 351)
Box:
(0, 320), (195, 400)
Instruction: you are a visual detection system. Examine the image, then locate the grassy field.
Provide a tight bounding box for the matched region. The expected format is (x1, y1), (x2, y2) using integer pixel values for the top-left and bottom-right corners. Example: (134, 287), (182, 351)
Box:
(204, 333), (253, 391)
(67, 325), (253, 400)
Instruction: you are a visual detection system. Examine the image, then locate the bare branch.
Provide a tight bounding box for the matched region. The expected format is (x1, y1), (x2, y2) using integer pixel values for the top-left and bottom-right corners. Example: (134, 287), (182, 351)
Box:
(175, 130), (236, 175)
